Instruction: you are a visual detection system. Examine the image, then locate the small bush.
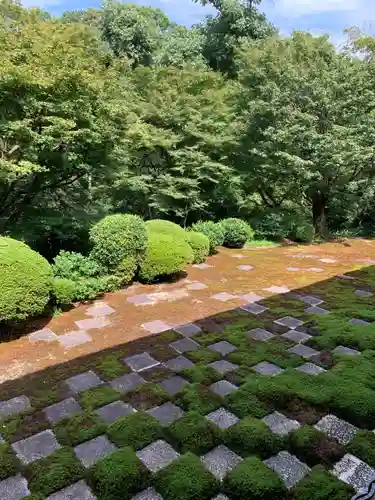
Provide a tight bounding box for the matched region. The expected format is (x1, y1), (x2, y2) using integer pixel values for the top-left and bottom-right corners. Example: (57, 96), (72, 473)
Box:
(186, 231), (210, 263)
(167, 411), (220, 454)
(71, 275), (123, 301)
(54, 413), (105, 447)
(146, 219), (187, 240)
(108, 412), (163, 450)
(347, 430), (375, 468)
(0, 444), (19, 480)
(52, 251), (100, 280)
(0, 237), (53, 322)
(293, 465), (354, 499)
(52, 278), (77, 305)
(221, 218), (254, 248)
(139, 232), (193, 282)
(191, 221), (225, 254)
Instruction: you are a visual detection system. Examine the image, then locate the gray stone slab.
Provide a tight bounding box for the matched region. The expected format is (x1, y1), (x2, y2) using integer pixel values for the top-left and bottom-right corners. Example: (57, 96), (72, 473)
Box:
(44, 397), (82, 424)
(141, 320), (172, 334)
(206, 408), (239, 429)
(174, 323), (202, 337)
(208, 360), (239, 375)
(241, 303), (268, 315)
(252, 362), (284, 376)
(74, 435), (117, 468)
(169, 338), (199, 354)
(127, 294), (155, 306)
(355, 290), (373, 298)
(241, 293), (264, 303)
(136, 440), (179, 473)
(275, 316), (304, 329)
(247, 328), (275, 341)
(201, 445), (242, 481)
(295, 363), (327, 375)
(314, 415), (357, 444)
(211, 292), (237, 302)
(305, 306), (329, 315)
(297, 295), (324, 307)
(332, 453), (375, 492)
(209, 380), (237, 397)
(333, 345), (361, 356)
(28, 328), (58, 343)
(96, 401), (135, 424)
(163, 356), (194, 373)
(159, 376), (187, 396)
(237, 265), (254, 271)
(337, 274), (355, 280)
(208, 341), (237, 356)
(349, 318), (371, 326)
(262, 411), (300, 436)
(0, 396), (31, 420)
(0, 475), (30, 500)
(86, 304), (115, 317)
(186, 282), (208, 290)
(147, 403), (184, 426)
(75, 317), (109, 330)
(58, 330), (92, 349)
(264, 451), (310, 489)
(211, 496), (230, 500)
(12, 430), (61, 465)
(47, 480), (97, 500)
(281, 330), (312, 343)
(193, 263), (212, 269)
(110, 372), (146, 393)
(65, 371), (103, 393)
(124, 353), (160, 372)
(131, 488), (163, 500)
(288, 344), (319, 359)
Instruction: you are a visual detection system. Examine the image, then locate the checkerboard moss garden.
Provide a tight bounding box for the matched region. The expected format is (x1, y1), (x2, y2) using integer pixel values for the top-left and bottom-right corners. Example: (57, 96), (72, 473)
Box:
(3, 268), (375, 498)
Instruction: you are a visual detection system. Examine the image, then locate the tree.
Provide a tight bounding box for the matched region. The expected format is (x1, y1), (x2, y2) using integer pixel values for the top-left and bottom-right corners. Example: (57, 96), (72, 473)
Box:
(154, 26), (206, 69)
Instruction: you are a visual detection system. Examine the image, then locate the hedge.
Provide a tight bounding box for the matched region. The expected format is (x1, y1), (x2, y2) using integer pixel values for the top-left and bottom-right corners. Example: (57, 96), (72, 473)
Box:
(186, 231), (210, 263)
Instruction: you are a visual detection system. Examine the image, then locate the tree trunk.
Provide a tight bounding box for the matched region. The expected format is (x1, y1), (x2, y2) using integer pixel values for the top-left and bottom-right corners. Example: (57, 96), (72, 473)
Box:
(312, 191), (328, 237)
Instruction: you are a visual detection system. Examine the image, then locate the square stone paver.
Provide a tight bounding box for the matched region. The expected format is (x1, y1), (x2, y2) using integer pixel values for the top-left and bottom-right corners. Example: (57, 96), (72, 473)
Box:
(58, 330), (92, 349)
(193, 263), (212, 269)
(12, 430), (61, 465)
(264, 451), (310, 489)
(75, 317), (109, 330)
(124, 353), (160, 372)
(241, 303), (268, 315)
(305, 306), (329, 315)
(136, 440), (180, 473)
(237, 265), (254, 271)
(247, 328), (275, 342)
(349, 318), (371, 326)
(147, 403), (184, 426)
(262, 412), (300, 436)
(240, 293), (264, 303)
(159, 376), (187, 396)
(208, 360), (238, 375)
(141, 321), (172, 334)
(286, 267), (300, 271)
(211, 292), (237, 302)
(127, 294), (155, 306)
(297, 295), (324, 306)
(314, 415), (357, 444)
(295, 363), (327, 375)
(332, 453), (375, 492)
(208, 341), (237, 356)
(281, 330), (312, 343)
(186, 282), (208, 290)
(320, 258), (337, 263)
(252, 362), (284, 376)
(232, 253), (246, 259)
(47, 480), (97, 500)
(206, 408), (240, 429)
(307, 267), (324, 272)
(96, 401), (135, 424)
(355, 289), (373, 298)
(65, 371), (103, 393)
(86, 303), (115, 317)
(264, 286), (290, 294)
(209, 380), (237, 397)
(174, 323), (202, 337)
(28, 328), (58, 343)
(169, 338), (199, 354)
(163, 356), (195, 372)
(275, 316), (304, 329)
(201, 445), (242, 481)
(131, 488), (163, 500)
(0, 396), (31, 420)
(0, 475), (30, 500)
(109, 372), (146, 393)
(288, 344), (319, 359)
(333, 345), (360, 356)
(44, 397), (82, 424)
(74, 435), (117, 468)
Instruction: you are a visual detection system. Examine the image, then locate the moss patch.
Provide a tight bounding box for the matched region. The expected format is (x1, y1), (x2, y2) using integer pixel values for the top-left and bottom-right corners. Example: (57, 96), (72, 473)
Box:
(175, 383), (221, 414)
(108, 412), (163, 450)
(80, 385), (121, 411)
(124, 383), (170, 411)
(0, 444), (19, 480)
(293, 465), (354, 499)
(54, 413), (106, 447)
(167, 412), (220, 454)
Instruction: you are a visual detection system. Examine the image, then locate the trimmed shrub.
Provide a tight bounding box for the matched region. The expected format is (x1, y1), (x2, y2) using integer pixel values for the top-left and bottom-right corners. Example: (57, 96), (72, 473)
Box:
(0, 237), (53, 322)
(191, 221), (225, 254)
(167, 411), (220, 454)
(52, 278), (77, 305)
(52, 251), (100, 280)
(139, 232), (193, 282)
(146, 219), (187, 240)
(186, 231), (210, 263)
(221, 218), (254, 248)
(108, 412), (163, 450)
(293, 465), (354, 500)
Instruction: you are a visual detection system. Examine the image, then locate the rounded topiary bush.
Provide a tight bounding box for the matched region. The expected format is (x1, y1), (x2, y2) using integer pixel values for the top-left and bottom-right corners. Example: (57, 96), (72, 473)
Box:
(191, 221), (225, 255)
(0, 237), (53, 321)
(187, 231), (210, 264)
(52, 278), (77, 305)
(139, 232), (193, 282)
(221, 218), (254, 248)
(146, 219), (187, 240)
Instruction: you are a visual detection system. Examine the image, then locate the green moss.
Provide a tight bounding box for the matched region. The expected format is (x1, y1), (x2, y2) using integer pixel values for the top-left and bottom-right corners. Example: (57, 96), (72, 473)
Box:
(124, 382), (170, 411)
(225, 387), (270, 419)
(95, 354), (129, 379)
(347, 430), (375, 468)
(293, 465), (354, 499)
(175, 383), (221, 414)
(186, 348), (221, 364)
(154, 452), (218, 500)
(80, 385), (121, 411)
(182, 365), (221, 385)
(0, 444), (19, 480)
(108, 412), (163, 450)
(167, 412), (220, 454)
(30, 387), (61, 409)
(54, 413), (106, 447)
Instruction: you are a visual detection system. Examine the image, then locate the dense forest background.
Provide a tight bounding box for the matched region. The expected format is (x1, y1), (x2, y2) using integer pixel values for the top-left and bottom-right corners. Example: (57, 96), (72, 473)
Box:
(1, 0), (375, 260)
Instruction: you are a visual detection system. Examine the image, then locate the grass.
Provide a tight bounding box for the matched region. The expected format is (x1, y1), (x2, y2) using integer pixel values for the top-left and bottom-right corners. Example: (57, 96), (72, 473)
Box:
(246, 239), (280, 247)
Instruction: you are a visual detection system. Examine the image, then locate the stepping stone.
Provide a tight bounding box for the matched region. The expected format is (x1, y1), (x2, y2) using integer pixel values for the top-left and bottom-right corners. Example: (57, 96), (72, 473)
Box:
(110, 372), (146, 393)
(211, 292), (238, 302)
(262, 412), (300, 437)
(212, 496), (229, 500)
(355, 290), (373, 298)
(141, 321), (172, 334)
(232, 253), (246, 259)
(0, 474), (30, 500)
(74, 435), (117, 468)
(201, 445), (242, 481)
(163, 356), (194, 373)
(136, 440), (180, 473)
(131, 488), (163, 500)
(297, 295), (324, 306)
(281, 330), (312, 343)
(86, 304), (115, 317)
(241, 293), (264, 303)
(127, 294), (155, 305)
(264, 286), (290, 294)
(96, 401), (135, 424)
(174, 323), (202, 337)
(275, 316), (304, 329)
(159, 376), (187, 396)
(28, 328), (58, 343)
(0, 396), (31, 420)
(12, 430), (61, 465)
(314, 415), (357, 444)
(75, 317), (109, 330)
(209, 380), (237, 397)
(252, 362), (284, 376)
(349, 318), (371, 326)
(186, 282), (208, 290)
(44, 397), (82, 424)
(241, 303), (268, 315)
(332, 453), (375, 492)
(208, 341), (237, 356)
(288, 344), (319, 359)
(65, 371), (103, 393)
(286, 267), (300, 271)
(124, 353), (160, 372)
(247, 328), (275, 341)
(47, 480), (97, 500)
(170, 338), (199, 354)
(237, 265), (254, 271)
(320, 258), (337, 263)
(304, 306), (329, 315)
(264, 451), (310, 489)
(58, 330), (92, 349)
(337, 274), (355, 280)
(206, 408), (239, 429)
(208, 360), (238, 375)
(147, 403), (184, 426)
(333, 345), (360, 356)
(295, 363), (327, 375)
(307, 267), (324, 272)
(193, 263), (212, 269)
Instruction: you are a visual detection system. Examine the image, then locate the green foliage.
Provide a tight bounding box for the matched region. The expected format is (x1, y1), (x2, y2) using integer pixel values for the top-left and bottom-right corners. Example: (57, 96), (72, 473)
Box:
(182, 365), (221, 385)
(294, 465), (354, 500)
(146, 219), (187, 239)
(252, 209), (314, 242)
(186, 231), (210, 263)
(108, 412), (163, 449)
(54, 413), (106, 447)
(191, 221), (225, 254)
(167, 411), (220, 454)
(81, 385), (120, 411)
(0, 444), (19, 480)
(52, 251), (100, 280)
(0, 237), (52, 322)
(175, 383), (222, 414)
(221, 218), (254, 247)
(347, 430), (375, 468)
